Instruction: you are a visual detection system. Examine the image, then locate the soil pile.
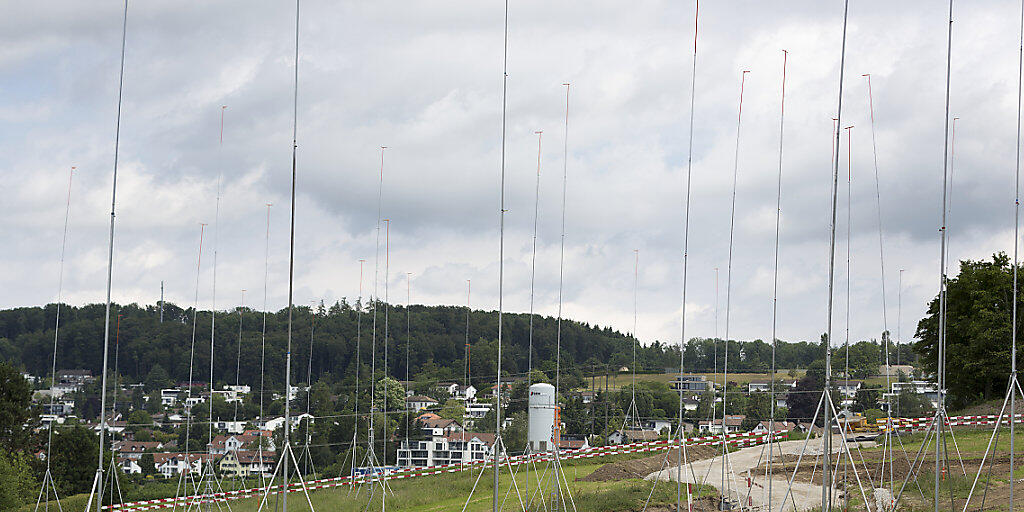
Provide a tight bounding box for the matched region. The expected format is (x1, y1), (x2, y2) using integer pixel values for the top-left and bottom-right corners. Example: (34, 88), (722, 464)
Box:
(582, 446), (718, 482)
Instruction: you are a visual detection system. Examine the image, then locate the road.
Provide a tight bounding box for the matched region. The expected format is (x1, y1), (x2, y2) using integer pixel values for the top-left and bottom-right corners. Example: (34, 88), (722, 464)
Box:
(645, 435), (875, 511)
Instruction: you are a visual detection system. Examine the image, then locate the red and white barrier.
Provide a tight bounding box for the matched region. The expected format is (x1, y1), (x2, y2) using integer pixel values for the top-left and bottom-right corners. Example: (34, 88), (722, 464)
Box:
(105, 430), (788, 511)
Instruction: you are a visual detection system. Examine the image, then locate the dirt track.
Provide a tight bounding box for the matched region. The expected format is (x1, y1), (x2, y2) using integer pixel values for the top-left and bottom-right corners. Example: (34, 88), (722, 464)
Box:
(582, 446), (718, 482)
(644, 436), (853, 512)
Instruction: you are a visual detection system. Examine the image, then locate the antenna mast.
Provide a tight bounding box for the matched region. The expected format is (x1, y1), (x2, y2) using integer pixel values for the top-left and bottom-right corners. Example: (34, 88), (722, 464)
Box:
(90, 2), (129, 509)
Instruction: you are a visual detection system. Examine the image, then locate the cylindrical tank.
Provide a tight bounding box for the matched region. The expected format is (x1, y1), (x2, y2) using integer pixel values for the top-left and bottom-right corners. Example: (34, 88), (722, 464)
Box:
(528, 383), (558, 453)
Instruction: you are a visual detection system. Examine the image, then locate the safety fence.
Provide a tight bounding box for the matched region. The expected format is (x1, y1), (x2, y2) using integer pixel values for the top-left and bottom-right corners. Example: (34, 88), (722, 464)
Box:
(876, 413), (1024, 432)
(104, 430), (788, 511)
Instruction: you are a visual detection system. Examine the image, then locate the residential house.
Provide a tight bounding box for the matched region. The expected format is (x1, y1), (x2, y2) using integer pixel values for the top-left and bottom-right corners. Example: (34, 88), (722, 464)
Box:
(644, 419), (673, 434)
(396, 432), (496, 467)
(56, 369), (94, 386)
(435, 382), (459, 397)
(669, 375), (712, 399)
(576, 390), (596, 404)
(160, 388), (182, 406)
(698, 415), (746, 435)
(607, 429), (660, 445)
(207, 434), (261, 455)
(465, 401), (492, 419)
(53, 369), (94, 397)
(263, 412), (314, 433)
(750, 420), (799, 435)
(416, 413), (464, 436)
(113, 441), (164, 460)
(406, 395), (439, 411)
(681, 398), (699, 412)
(836, 380), (863, 398)
(775, 393), (789, 409)
(93, 421), (126, 434)
(219, 450), (275, 478)
(184, 396), (206, 409)
(117, 456), (142, 475)
(747, 381), (771, 393)
(455, 384), (477, 401)
(153, 453), (213, 478)
(212, 419), (246, 434)
(889, 380), (939, 407)
(42, 400), (75, 416)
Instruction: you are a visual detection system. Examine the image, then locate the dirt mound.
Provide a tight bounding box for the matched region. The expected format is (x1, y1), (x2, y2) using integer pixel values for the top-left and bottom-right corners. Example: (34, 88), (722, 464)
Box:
(582, 446), (718, 482)
(644, 496), (721, 511)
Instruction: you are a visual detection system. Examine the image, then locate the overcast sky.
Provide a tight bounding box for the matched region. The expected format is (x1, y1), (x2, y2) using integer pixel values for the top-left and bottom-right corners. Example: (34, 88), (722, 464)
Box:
(2, 0), (1020, 349)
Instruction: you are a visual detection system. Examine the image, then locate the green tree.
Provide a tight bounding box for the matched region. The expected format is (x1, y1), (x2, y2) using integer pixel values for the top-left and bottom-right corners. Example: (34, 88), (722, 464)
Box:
(895, 389), (933, 418)
(561, 396), (588, 436)
(0, 361), (33, 451)
(140, 452), (156, 476)
(915, 254), (1015, 408)
(853, 389), (880, 413)
(0, 449), (36, 510)
(438, 399), (465, 421)
(742, 393), (772, 430)
(504, 412), (528, 452)
(695, 390), (715, 420)
(787, 360), (824, 424)
(50, 422), (98, 495)
(373, 377), (404, 412)
(126, 409), (152, 431)
(146, 390), (162, 414)
(144, 364), (172, 392)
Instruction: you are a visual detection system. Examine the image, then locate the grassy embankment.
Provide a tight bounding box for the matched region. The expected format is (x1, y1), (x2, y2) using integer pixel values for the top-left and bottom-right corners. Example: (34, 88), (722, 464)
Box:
(33, 451), (716, 512)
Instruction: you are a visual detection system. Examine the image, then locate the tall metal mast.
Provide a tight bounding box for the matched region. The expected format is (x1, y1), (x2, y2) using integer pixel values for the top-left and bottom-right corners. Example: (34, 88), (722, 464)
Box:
(90, 2), (129, 510)
(936, 2), (955, 511)
(493, 0), (510, 508)
(823, 2), (852, 510)
(283, 0), (301, 509)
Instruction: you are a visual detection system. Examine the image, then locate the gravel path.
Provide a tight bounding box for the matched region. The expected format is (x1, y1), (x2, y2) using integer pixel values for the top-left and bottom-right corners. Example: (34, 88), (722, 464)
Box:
(645, 436), (859, 512)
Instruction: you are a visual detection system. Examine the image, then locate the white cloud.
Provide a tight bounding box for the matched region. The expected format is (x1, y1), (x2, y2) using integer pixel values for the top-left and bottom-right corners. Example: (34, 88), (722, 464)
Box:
(3, 0), (1020, 351)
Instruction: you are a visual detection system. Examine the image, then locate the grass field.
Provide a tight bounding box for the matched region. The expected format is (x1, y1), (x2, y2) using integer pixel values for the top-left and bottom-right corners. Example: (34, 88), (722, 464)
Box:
(593, 370), (901, 391)
(36, 452), (716, 512)
(598, 371), (807, 390)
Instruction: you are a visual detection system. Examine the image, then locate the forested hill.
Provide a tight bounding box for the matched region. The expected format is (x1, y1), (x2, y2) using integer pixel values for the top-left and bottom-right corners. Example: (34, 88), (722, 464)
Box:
(0, 301), (830, 390)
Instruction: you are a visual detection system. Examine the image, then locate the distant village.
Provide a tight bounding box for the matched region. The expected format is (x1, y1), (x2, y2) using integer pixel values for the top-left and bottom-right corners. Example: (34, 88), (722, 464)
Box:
(26, 363), (939, 479)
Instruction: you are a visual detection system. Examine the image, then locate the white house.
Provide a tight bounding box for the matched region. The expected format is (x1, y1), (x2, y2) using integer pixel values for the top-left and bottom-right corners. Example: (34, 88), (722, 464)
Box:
(465, 401), (492, 419)
(117, 456), (142, 474)
(698, 415), (746, 435)
(113, 441), (164, 460)
(160, 388), (182, 406)
(747, 381), (771, 393)
(184, 396), (206, 409)
(836, 381), (863, 398)
(435, 382), (459, 397)
(212, 419), (246, 434)
(669, 375), (711, 394)
(455, 385), (477, 401)
(775, 393), (789, 409)
(207, 434), (263, 455)
(263, 413), (314, 433)
(750, 420), (799, 435)
(889, 380), (939, 407)
(682, 398), (699, 411)
(406, 395), (439, 411)
(153, 453), (212, 478)
(396, 432), (495, 467)
(607, 429), (660, 445)
(644, 419), (673, 434)
(415, 413), (464, 436)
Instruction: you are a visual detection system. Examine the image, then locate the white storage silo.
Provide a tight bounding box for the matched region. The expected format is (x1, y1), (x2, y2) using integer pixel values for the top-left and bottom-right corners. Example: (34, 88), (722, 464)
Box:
(528, 383), (559, 453)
